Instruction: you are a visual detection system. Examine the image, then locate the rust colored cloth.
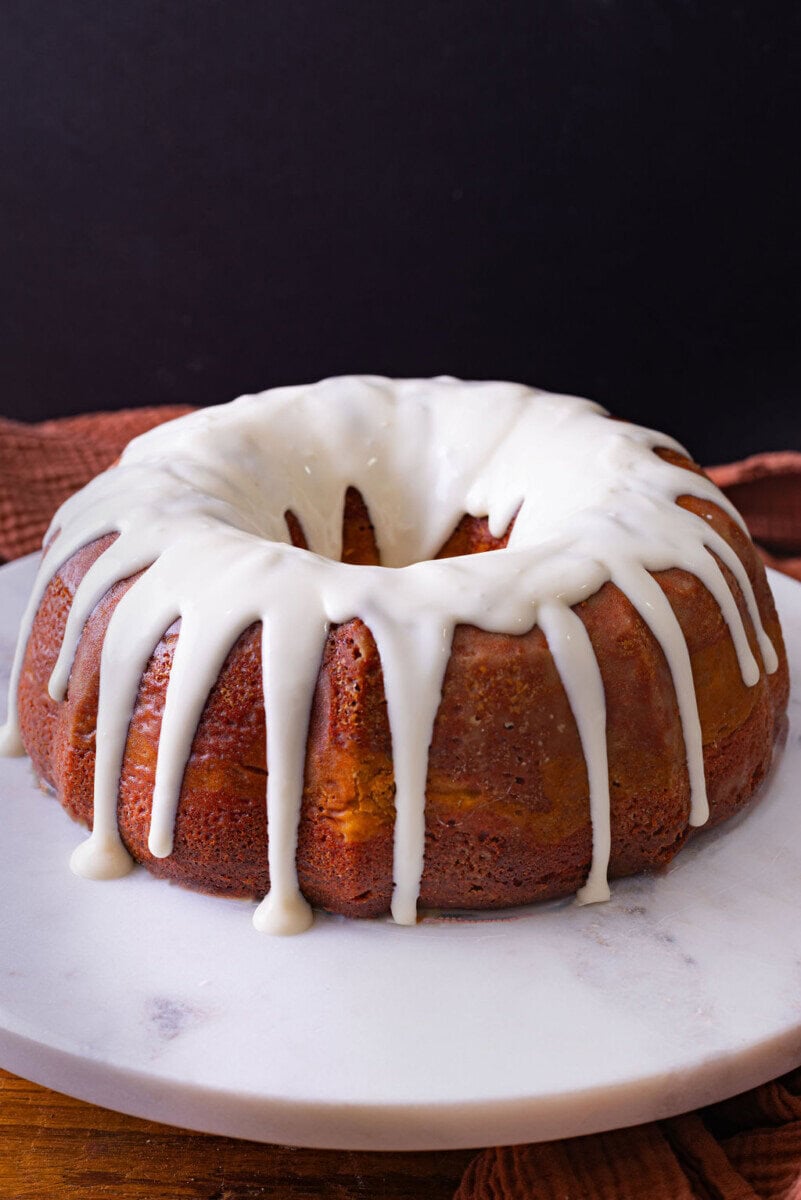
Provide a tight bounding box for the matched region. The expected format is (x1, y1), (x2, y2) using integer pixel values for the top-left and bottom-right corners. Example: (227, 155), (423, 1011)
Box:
(455, 1071), (801, 1200)
(0, 408), (800, 1197)
(708, 453), (801, 582)
(0, 407), (192, 563)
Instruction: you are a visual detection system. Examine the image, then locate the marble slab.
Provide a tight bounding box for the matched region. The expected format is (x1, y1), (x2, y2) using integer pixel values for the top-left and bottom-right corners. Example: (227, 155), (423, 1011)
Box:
(0, 553), (800, 1150)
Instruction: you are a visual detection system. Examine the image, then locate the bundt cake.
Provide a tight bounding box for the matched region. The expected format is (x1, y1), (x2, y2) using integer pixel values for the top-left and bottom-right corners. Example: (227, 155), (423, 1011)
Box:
(0, 377), (789, 934)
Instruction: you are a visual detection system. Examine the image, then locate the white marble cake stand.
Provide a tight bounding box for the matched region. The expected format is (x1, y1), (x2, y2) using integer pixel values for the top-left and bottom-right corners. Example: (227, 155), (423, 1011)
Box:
(1, 553), (800, 1151)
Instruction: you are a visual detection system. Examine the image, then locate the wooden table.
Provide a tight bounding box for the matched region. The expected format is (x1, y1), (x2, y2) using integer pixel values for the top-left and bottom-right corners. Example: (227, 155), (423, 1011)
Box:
(0, 1069), (474, 1198)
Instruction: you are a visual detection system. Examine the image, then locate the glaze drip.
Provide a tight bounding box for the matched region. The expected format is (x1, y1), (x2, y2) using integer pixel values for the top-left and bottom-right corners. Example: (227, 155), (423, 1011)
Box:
(0, 377), (779, 932)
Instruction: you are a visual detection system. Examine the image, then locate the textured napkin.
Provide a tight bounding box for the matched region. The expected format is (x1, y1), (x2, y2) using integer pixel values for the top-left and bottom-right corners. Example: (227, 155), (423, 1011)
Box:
(0, 407), (191, 563)
(455, 1071), (801, 1200)
(0, 408), (800, 1197)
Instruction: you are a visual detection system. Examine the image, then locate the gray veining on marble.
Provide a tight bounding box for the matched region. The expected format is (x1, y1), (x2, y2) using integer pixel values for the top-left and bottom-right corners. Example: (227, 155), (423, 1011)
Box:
(0, 553), (800, 1149)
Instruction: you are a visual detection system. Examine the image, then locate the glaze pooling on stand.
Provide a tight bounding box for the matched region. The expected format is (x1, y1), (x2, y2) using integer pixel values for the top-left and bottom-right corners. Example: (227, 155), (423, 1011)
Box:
(0, 377), (780, 934)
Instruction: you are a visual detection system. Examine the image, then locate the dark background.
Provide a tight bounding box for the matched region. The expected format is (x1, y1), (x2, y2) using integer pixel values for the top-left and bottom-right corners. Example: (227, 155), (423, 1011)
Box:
(1, 0), (800, 461)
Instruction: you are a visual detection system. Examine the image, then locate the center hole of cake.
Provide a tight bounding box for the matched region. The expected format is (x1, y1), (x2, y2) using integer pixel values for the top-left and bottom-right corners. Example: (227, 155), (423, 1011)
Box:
(285, 487), (515, 565)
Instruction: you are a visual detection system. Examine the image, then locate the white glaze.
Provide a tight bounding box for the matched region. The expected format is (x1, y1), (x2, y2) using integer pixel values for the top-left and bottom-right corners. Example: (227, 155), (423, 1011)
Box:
(0, 377), (779, 933)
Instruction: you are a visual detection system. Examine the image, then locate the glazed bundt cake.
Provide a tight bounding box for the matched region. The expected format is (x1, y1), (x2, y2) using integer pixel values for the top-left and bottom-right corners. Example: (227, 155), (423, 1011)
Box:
(0, 377), (789, 933)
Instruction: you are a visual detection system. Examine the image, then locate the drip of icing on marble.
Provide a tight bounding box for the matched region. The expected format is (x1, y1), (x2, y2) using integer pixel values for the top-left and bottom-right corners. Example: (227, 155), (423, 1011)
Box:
(0, 377), (780, 934)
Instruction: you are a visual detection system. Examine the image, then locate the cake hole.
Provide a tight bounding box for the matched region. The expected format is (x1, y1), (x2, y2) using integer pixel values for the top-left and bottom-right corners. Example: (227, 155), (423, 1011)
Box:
(288, 491), (518, 566)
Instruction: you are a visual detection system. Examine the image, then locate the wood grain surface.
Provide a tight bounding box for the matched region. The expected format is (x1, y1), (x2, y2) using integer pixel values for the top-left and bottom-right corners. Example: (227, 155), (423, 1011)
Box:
(0, 1069), (475, 1199)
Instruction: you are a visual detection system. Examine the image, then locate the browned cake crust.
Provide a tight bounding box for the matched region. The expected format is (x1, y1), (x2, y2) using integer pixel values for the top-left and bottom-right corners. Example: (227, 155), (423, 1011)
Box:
(15, 453), (789, 918)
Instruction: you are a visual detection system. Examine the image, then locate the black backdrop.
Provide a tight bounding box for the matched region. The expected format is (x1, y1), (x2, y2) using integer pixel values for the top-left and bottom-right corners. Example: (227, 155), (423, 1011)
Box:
(2, 1), (800, 461)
